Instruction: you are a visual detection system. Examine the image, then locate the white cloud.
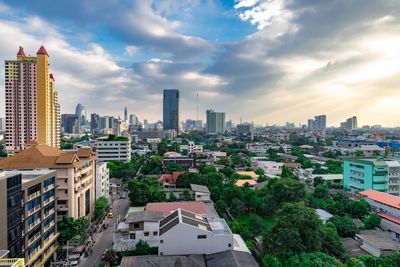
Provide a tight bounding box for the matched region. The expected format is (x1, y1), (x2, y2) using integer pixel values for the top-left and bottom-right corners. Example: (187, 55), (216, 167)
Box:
(125, 45), (139, 56)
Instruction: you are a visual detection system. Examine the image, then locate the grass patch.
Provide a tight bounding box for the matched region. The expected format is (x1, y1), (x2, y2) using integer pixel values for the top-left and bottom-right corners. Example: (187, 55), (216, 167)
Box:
(236, 213), (276, 228)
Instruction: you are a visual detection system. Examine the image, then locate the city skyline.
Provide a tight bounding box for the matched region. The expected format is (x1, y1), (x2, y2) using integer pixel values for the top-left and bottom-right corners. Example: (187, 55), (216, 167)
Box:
(0, 1), (400, 126)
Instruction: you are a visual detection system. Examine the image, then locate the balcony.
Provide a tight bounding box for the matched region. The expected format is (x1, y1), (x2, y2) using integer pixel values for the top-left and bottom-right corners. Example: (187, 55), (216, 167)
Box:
(43, 208), (55, 219)
(27, 191), (40, 201)
(27, 205), (41, 216)
(28, 233), (41, 246)
(0, 258), (25, 267)
(43, 221), (55, 232)
(27, 220), (40, 232)
(44, 184), (54, 192)
(43, 196), (55, 205)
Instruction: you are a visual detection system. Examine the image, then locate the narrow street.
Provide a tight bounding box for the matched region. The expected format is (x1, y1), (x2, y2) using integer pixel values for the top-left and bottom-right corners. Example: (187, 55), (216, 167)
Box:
(79, 198), (130, 267)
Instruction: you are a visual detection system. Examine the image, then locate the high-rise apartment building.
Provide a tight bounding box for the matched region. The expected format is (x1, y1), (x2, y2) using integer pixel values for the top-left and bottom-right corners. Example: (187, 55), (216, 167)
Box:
(163, 89), (180, 132)
(0, 145), (96, 220)
(0, 170), (58, 266)
(4, 46), (60, 152)
(206, 110), (225, 134)
(307, 115), (326, 133)
(124, 107), (128, 122)
(61, 114), (80, 134)
(91, 113), (100, 132)
(340, 116), (358, 131)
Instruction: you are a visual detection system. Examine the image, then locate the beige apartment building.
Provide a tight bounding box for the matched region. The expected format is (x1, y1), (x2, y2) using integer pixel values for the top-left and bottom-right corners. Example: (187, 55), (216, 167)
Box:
(0, 144), (96, 221)
(0, 169), (58, 267)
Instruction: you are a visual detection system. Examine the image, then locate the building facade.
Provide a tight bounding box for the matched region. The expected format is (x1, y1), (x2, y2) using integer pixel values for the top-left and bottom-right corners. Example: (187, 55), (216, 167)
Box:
(0, 145), (96, 221)
(95, 162), (110, 199)
(163, 89), (180, 132)
(0, 170), (58, 266)
(94, 136), (132, 162)
(343, 158), (400, 195)
(206, 110), (225, 135)
(5, 46), (60, 152)
(180, 141), (203, 154)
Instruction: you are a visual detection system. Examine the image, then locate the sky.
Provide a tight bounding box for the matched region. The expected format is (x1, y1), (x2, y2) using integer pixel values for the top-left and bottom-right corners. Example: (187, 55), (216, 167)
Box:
(1, 0), (400, 127)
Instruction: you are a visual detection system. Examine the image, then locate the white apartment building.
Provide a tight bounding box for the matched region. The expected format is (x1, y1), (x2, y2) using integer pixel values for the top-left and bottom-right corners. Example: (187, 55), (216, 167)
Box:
(114, 210), (164, 251)
(95, 162), (110, 199)
(158, 209), (233, 256)
(94, 136), (132, 162)
(257, 161), (284, 176)
(180, 141), (203, 154)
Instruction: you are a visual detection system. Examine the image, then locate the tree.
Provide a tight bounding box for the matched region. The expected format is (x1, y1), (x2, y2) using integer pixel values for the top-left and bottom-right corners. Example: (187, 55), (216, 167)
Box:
(265, 178), (306, 213)
(0, 144), (7, 158)
(328, 216), (358, 237)
(264, 202), (324, 255)
(347, 258), (366, 267)
(230, 198), (244, 218)
(216, 156), (232, 167)
(167, 192), (177, 202)
(313, 185), (329, 200)
(346, 199), (371, 219)
(95, 196), (109, 220)
(183, 189), (192, 201)
(135, 240), (152, 255)
(127, 176), (166, 206)
(216, 199), (227, 216)
(288, 253), (342, 267)
(248, 214), (264, 236)
(320, 222), (345, 259)
(166, 162), (184, 174)
(355, 150), (365, 157)
(313, 176), (324, 187)
(281, 166), (297, 179)
(363, 214), (381, 230)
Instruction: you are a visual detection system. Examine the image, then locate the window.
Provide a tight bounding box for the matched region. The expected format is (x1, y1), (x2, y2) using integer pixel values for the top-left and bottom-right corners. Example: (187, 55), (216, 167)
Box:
(144, 232), (149, 237)
(197, 235), (207, 239)
(130, 234), (136, 240)
(134, 223), (139, 229)
(160, 240), (164, 243)
(153, 231), (158, 236)
(228, 243), (231, 247)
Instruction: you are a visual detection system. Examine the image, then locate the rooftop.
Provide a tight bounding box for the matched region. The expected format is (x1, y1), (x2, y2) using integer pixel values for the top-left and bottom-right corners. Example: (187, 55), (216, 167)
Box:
(190, 184), (210, 193)
(126, 211), (163, 223)
(360, 189), (400, 209)
(205, 250), (259, 267)
(146, 201), (207, 216)
(120, 255), (206, 267)
(358, 230), (400, 250)
(235, 179), (257, 187)
(236, 171), (259, 179)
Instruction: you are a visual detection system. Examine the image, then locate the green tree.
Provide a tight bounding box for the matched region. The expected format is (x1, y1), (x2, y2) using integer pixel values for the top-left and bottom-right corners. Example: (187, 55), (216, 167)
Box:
(346, 258), (366, 267)
(313, 185), (330, 200)
(167, 192), (177, 202)
(0, 144), (7, 158)
(363, 214), (381, 230)
(216, 156), (232, 167)
(183, 189), (192, 201)
(288, 253), (342, 267)
(127, 176), (166, 206)
(265, 178), (306, 213)
(313, 176), (324, 187)
(346, 199), (371, 219)
(95, 196), (109, 220)
(230, 198), (244, 218)
(216, 199), (227, 216)
(135, 240), (152, 255)
(329, 216), (358, 237)
(320, 222), (345, 259)
(166, 162), (184, 174)
(264, 202), (323, 254)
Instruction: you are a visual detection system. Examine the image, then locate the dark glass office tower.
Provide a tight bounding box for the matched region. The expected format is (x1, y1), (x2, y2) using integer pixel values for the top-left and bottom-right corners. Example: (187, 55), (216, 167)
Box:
(163, 89), (180, 132)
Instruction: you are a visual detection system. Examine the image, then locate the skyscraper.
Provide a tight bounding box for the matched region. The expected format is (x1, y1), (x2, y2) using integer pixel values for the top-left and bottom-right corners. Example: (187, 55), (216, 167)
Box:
(124, 106), (128, 122)
(163, 89), (180, 132)
(5, 46), (60, 152)
(75, 103), (87, 126)
(206, 109), (225, 134)
(91, 113), (100, 132)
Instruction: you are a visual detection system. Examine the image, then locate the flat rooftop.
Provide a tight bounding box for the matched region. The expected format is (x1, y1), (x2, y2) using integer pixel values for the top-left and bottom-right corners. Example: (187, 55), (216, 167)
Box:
(1, 169), (56, 184)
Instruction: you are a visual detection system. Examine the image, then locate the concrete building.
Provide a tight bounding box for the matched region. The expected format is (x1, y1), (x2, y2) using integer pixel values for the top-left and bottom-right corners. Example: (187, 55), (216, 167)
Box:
(61, 114), (80, 134)
(190, 184), (211, 202)
(94, 135), (132, 162)
(340, 116), (358, 131)
(163, 89), (180, 132)
(114, 210), (164, 251)
(163, 152), (196, 171)
(236, 123), (254, 141)
(158, 209), (233, 256)
(95, 162), (110, 199)
(5, 46), (60, 152)
(257, 161), (284, 176)
(343, 158), (400, 195)
(308, 115), (326, 133)
(0, 145), (96, 220)
(0, 170), (58, 266)
(75, 103), (87, 126)
(360, 190), (400, 220)
(352, 145), (385, 157)
(206, 110), (225, 135)
(180, 141), (203, 154)
(90, 113), (100, 133)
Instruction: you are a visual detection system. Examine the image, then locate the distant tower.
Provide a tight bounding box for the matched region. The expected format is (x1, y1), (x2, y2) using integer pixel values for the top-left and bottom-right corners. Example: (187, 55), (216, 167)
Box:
(75, 103), (87, 125)
(124, 106), (128, 122)
(163, 89), (180, 132)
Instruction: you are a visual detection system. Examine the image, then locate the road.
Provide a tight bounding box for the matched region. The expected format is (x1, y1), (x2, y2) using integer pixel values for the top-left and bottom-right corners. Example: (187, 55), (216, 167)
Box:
(79, 197), (130, 267)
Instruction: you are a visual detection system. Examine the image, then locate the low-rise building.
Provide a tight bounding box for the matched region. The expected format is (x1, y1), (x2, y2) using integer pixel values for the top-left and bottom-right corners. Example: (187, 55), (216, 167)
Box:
(180, 141), (203, 154)
(353, 145), (385, 157)
(257, 161), (284, 176)
(96, 162), (110, 199)
(235, 179), (257, 189)
(190, 184), (211, 202)
(360, 189), (400, 219)
(146, 201), (208, 217)
(358, 230), (400, 257)
(94, 135), (131, 162)
(109, 178), (123, 197)
(0, 170), (58, 267)
(163, 152), (196, 171)
(158, 209), (233, 256)
(114, 210), (163, 251)
(236, 171), (259, 180)
(159, 172), (184, 188)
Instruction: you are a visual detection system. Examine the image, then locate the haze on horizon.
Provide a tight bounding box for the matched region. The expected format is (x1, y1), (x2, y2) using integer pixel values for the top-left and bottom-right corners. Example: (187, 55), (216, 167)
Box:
(0, 0), (400, 127)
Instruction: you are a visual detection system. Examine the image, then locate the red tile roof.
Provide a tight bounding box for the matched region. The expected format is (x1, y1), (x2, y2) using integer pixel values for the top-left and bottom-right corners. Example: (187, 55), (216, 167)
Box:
(235, 179), (257, 187)
(36, 45), (49, 56)
(159, 172), (183, 184)
(17, 46), (26, 57)
(360, 189), (400, 209)
(284, 162), (302, 168)
(380, 212), (400, 224)
(146, 201), (207, 216)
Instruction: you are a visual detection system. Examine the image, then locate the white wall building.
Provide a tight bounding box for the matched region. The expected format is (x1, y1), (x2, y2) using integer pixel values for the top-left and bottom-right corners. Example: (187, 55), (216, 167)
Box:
(257, 161), (284, 176)
(114, 210), (163, 251)
(158, 209), (233, 256)
(94, 137), (132, 162)
(95, 162), (110, 199)
(190, 184), (211, 202)
(180, 141), (203, 154)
